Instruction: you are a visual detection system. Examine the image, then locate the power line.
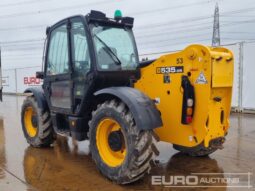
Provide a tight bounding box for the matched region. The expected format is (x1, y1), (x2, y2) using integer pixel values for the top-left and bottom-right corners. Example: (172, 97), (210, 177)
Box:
(135, 23), (213, 38)
(1, 17), (255, 49)
(0, 38), (44, 44)
(3, 30), (254, 52)
(137, 33), (212, 46)
(2, 53), (42, 57)
(1, 0), (206, 20)
(0, 17), (212, 32)
(139, 50), (179, 56)
(139, 40), (247, 57)
(0, 0), (53, 8)
(0, 16), (212, 32)
(138, 38), (211, 49)
(0, 0), (113, 19)
(221, 19), (255, 25)
(136, 16), (213, 31)
(0, 17), (213, 32)
(1, 20), (254, 50)
(3, 56), (42, 60)
(2, 4), (255, 52)
(0, 25), (45, 32)
(135, 7), (255, 31)
(136, 17), (255, 40)
(222, 7), (255, 15)
(1, 0), (239, 22)
(221, 15), (255, 18)
(129, 0), (211, 17)
(1, 40), (43, 46)
(3, 45), (43, 50)
(0, 5), (254, 33)
(3, 46), (43, 52)
(136, 21), (213, 34)
(135, 15), (255, 33)
(221, 31), (255, 34)
(222, 37), (255, 41)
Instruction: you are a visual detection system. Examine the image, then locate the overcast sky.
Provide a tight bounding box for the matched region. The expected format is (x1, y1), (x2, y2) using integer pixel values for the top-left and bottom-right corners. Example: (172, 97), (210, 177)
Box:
(0, 0), (255, 69)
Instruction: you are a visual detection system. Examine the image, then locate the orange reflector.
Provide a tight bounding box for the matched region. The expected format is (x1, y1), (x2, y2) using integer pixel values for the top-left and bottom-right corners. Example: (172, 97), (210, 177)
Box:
(187, 108), (193, 115)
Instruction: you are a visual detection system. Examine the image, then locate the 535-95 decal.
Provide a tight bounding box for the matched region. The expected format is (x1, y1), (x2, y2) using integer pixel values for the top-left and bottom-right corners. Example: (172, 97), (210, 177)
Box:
(156, 66), (184, 74)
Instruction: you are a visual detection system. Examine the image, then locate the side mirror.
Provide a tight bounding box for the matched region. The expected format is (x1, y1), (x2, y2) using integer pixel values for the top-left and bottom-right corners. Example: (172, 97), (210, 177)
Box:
(46, 26), (51, 35)
(0, 87), (2, 102)
(36, 71), (44, 79)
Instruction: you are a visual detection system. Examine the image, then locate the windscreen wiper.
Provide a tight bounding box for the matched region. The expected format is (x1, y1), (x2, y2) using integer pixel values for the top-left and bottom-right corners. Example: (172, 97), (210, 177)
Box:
(94, 35), (122, 65)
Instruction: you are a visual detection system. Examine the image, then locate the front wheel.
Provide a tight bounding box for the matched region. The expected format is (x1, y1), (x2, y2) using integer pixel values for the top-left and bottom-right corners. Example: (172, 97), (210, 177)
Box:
(89, 99), (159, 184)
(21, 96), (55, 147)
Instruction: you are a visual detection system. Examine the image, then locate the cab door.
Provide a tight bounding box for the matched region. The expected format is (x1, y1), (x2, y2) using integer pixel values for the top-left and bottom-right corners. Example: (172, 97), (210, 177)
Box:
(44, 20), (72, 113)
(70, 17), (92, 114)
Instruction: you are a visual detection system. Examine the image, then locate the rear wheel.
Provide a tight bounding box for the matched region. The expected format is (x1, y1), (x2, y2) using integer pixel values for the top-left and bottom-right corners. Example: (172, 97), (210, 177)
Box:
(21, 96), (55, 147)
(89, 99), (159, 184)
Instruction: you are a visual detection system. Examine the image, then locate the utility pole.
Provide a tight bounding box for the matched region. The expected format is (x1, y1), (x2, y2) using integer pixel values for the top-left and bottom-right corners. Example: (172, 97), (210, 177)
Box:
(212, 3), (220, 47)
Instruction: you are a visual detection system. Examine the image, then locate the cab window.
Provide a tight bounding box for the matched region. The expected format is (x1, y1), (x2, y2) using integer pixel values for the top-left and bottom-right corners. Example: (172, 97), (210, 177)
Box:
(47, 24), (69, 75)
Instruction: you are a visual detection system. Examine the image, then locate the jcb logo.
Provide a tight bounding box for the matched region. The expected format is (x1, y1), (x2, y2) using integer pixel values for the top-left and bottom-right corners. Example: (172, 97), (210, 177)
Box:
(24, 77), (42, 85)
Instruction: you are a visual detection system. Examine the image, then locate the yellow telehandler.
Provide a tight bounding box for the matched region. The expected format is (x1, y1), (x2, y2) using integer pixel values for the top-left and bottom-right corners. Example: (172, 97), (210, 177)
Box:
(20, 10), (233, 184)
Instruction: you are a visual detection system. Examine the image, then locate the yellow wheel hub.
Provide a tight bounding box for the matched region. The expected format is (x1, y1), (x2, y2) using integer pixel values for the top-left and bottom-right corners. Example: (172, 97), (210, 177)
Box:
(96, 118), (126, 167)
(24, 106), (38, 137)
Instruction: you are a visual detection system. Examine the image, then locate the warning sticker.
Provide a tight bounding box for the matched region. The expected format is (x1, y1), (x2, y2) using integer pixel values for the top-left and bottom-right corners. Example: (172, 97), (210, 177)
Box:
(195, 72), (208, 84)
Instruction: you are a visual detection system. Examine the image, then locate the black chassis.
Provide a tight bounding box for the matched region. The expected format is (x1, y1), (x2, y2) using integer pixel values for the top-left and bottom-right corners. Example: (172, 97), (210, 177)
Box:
(26, 10), (162, 141)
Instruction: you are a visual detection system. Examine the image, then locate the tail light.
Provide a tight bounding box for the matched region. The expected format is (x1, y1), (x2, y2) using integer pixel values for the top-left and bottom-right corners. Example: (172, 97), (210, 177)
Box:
(185, 116), (193, 124)
(181, 76), (195, 124)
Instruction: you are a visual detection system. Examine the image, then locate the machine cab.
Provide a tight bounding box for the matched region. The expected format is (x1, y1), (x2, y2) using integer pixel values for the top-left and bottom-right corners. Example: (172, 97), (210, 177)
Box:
(41, 10), (140, 116)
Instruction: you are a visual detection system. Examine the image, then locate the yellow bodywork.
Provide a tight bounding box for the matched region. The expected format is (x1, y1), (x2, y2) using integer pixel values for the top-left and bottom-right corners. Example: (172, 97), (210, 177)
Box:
(135, 44), (233, 148)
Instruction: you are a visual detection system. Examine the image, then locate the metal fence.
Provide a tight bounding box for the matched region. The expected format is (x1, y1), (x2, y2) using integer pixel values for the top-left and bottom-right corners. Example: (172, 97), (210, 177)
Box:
(1, 42), (255, 111)
(2, 66), (42, 94)
(220, 42), (254, 112)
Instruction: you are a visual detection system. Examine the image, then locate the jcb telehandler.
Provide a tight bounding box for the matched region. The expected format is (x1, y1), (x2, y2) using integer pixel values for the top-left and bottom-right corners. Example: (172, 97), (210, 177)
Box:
(21, 10), (233, 184)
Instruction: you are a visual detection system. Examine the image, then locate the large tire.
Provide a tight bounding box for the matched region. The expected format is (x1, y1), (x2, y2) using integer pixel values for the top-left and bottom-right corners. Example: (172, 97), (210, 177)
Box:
(21, 96), (55, 147)
(89, 99), (159, 184)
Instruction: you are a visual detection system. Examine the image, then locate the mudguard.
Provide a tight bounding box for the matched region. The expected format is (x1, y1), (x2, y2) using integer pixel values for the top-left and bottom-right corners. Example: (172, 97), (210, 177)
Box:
(94, 87), (163, 130)
(24, 87), (48, 110)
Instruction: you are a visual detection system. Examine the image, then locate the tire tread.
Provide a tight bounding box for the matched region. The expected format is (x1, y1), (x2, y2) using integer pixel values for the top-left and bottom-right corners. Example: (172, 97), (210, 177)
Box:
(88, 99), (159, 184)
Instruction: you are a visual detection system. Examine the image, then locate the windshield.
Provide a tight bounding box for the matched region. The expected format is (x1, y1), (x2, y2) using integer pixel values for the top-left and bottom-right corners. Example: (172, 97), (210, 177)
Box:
(91, 25), (138, 71)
